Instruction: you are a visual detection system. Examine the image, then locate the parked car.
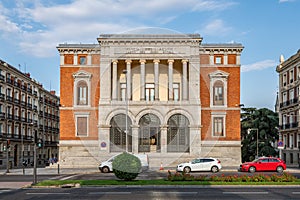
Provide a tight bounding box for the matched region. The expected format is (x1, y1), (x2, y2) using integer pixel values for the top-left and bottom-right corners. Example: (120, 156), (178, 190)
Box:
(98, 153), (149, 173)
(176, 157), (222, 173)
(239, 157), (286, 173)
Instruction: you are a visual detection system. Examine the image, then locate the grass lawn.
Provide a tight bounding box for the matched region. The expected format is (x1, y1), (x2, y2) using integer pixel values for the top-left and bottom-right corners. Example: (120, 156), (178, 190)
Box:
(34, 178), (300, 187)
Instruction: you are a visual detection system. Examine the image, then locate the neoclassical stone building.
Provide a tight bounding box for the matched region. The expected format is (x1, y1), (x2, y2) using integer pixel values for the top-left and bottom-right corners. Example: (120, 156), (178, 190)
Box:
(57, 34), (244, 168)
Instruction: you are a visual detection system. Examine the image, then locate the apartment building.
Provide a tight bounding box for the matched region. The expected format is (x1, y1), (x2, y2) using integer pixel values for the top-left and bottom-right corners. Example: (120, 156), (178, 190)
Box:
(276, 50), (300, 167)
(58, 34), (244, 168)
(0, 59), (60, 169)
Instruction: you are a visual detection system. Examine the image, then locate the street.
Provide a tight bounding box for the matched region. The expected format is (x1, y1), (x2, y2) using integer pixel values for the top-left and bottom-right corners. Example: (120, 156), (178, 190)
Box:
(1, 167), (300, 199)
(1, 186), (300, 200)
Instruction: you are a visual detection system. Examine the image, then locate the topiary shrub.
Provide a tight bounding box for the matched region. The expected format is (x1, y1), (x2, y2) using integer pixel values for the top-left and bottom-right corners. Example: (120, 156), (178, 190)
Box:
(112, 152), (142, 181)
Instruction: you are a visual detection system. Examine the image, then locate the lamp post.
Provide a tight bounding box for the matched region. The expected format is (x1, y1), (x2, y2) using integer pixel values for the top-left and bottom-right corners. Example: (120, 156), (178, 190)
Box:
(123, 69), (128, 152)
(248, 128), (259, 158)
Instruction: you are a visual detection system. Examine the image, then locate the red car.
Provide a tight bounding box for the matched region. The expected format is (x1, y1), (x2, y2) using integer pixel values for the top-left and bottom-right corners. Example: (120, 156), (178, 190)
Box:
(239, 157), (286, 173)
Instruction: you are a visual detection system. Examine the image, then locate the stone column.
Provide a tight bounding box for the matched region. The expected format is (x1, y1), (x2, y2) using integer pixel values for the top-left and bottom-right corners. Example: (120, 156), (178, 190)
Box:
(209, 52), (214, 65)
(160, 125), (168, 154)
(182, 59), (188, 100)
(237, 53), (241, 65)
(168, 60), (174, 101)
(112, 60), (118, 100)
(189, 125), (201, 155)
(125, 60), (132, 100)
(87, 54), (92, 65)
(154, 59), (160, 100)
(140, 60), (146, 101)
(74, 53), (78, 65)
(223, 53), (228, 65)
(131, 125), (139, 154)
(60, 54), (64, 65)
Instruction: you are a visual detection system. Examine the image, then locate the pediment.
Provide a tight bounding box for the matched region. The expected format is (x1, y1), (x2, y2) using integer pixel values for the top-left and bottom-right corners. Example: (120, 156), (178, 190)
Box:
(73, 70), (92, 79)
(209, 70), (229, 78)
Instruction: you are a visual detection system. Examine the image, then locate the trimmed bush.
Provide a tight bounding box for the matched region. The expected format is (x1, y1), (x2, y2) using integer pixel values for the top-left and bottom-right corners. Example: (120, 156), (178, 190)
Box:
(112, 152), (142, 181)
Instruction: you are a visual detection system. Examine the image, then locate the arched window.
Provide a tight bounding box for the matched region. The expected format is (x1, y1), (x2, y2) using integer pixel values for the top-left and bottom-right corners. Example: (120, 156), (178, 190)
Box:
(138, 114), (160, 152)
(73, 70), (92, 107)
(213, 81), (224, 105)
(77, 81), (88, 105)
(209, 70), (229, 107)
(167, 114), (189, 152)
(110, 114), (132, 152)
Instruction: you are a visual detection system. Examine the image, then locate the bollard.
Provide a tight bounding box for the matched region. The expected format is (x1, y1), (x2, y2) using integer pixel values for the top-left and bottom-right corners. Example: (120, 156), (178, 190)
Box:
(58, 163), (60, 174)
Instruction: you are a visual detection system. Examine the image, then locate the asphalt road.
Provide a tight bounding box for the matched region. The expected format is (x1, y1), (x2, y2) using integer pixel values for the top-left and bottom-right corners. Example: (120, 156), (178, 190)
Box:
(1, 186), (300, 200)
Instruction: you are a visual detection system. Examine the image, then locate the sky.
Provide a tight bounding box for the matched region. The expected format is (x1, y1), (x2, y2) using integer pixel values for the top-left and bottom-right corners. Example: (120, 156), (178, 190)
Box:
(0, 0), (299, 110)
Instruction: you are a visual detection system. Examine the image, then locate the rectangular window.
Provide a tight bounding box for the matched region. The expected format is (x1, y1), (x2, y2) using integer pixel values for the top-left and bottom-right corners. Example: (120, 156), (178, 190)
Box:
(283, 74), (287, 86)
(145, 83), (155, 101)
(213, 117), (224, 137)
(173, 83), (180, 101)
(214, 55), (223, 64)
(290, 70), (294, 83)
(78, 56), (87, 65)
(76, 116), (88, 137)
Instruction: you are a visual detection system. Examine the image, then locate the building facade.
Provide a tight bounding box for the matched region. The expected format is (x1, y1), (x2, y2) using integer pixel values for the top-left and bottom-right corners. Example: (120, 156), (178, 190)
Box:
(276, 50), (300, 167)
(58, 34), (243, 168)
(0, 59), (60, 170)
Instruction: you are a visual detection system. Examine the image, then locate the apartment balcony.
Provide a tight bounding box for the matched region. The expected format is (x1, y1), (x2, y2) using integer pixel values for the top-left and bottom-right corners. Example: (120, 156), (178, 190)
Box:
(0, 112), (5, 120)
(0, 74), (5, 82)
(280, 97), (298, 108)
(14, 115), (20, 121)
(14, 98), (20, 104)
(33, 91), (38, 97)
(7, 114), (13, 121)
(14, 81), (20, 88)
(21, 101), (26, 108)
(280, 122), (299, 130)
(44, 141), (58, 147)
(21, 85), (26, 92)
(6, 96), (13, 102)
(6, 78), (13, 85)
(0, 93), (4, 101)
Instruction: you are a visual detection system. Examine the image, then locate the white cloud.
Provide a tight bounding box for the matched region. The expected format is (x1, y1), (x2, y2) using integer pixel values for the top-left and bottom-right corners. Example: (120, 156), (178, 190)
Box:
(200, 19), (232, 37)
(0, 0), (236, 57)
(279, 0), (295, 3)
(241, 60), (277, 72)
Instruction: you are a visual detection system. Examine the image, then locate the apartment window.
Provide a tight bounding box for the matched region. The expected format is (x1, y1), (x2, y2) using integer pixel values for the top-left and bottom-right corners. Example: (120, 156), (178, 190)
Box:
(283, 73), (287, 86)
(120, 83), (126, 101)
(290, 134), (294, 148)
(14, 125), (19, 137)
(173, 83), (180, 101)
(290, 70), (294, 83)
(213, 81), (224, 105)
(75, 114), (89, 137)
(213, 116), (225, 137)
(145, 83), (155, 101)
(77, 81), (88, 105)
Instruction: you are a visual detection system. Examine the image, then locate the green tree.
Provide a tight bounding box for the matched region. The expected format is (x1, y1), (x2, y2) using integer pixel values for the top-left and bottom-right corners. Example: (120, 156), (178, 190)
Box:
(241, 107), (279, 162)
(112, 152), (142, 181)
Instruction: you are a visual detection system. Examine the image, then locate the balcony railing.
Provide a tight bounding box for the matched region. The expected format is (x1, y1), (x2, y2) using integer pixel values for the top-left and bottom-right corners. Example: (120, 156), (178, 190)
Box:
(280, 97), (298, 108)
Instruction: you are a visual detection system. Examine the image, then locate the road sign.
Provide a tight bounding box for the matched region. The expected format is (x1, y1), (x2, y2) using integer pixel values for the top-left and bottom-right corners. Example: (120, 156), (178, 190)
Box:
(278, 140), (284, 149)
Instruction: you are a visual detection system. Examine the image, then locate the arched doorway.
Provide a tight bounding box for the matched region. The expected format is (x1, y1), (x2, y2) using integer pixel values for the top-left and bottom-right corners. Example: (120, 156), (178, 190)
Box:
(110, 114), (132, 152)
(167, 114), (190, 152)
(138, 114), (161, 152)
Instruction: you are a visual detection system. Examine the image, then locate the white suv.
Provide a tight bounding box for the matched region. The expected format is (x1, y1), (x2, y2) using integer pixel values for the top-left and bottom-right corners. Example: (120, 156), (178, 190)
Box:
(176, 157), (222, 173)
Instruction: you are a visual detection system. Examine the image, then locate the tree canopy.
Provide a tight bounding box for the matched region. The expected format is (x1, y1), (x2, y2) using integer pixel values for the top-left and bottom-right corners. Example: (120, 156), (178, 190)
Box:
(241, 107), (279, 162)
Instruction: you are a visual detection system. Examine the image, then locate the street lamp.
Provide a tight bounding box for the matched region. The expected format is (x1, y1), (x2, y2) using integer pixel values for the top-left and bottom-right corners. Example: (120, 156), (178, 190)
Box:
(123, 69), (128, 152)
(248, 128), (259, 158)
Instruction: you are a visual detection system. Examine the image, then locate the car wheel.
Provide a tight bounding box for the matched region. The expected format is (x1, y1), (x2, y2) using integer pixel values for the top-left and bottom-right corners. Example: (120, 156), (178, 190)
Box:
(249, 166), (256, 173)
(183, 167), (191, 173)
(211, 166), (219, 173)
(101, 166), (110, 173)
(276, 166), (284, 173)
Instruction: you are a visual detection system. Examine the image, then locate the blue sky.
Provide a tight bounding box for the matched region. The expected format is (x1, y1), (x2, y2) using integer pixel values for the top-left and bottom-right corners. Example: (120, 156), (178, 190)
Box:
(0, 0), (299, 110)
